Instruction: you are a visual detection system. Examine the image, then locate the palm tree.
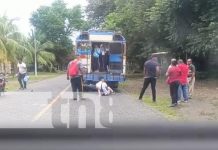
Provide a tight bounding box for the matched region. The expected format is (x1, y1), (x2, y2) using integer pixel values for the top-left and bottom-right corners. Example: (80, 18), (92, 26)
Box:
(0, 16), (31, 73)
(28, 32), (55, 72)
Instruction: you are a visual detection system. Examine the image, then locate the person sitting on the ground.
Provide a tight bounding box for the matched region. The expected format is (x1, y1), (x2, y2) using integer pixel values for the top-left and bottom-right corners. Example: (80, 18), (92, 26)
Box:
(96, 77), (114, 96)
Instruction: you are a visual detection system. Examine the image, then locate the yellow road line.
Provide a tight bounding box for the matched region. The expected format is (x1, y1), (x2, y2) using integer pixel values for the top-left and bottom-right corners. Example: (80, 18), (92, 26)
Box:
(31, 84), (71, 122)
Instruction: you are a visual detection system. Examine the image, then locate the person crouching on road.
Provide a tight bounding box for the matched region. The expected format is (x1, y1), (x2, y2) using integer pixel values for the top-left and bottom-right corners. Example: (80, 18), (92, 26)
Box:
(96, 77), (113, 96)
(166, 59), (181, 107)
(67, 56), (85, 101)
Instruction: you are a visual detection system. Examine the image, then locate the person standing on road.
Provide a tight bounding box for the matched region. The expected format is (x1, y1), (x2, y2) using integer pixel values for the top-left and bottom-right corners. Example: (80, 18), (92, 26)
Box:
(187, 58), (196, 99)
(177, 59), (189, 102)
(166, 59), (181, 107)
(139, 56), (160, 102)
(17, 59), (27, 90)
(67, 56), (85, 101)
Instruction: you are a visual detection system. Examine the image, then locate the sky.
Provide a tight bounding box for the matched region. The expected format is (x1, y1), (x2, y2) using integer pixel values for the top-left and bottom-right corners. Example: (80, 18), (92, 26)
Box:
(0, 0), (88, 35)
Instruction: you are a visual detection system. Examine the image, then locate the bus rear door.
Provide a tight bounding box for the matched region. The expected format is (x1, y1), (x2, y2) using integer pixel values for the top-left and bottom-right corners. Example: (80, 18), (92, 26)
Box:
(109, 42), (123, 74)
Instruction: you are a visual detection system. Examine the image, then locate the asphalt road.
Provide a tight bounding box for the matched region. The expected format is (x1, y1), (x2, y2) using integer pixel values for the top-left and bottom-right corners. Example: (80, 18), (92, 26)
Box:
(0, 75), (165, 128)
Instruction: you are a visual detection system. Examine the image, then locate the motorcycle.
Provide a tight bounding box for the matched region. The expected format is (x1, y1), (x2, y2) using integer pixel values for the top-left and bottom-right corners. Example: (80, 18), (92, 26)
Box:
(0, 73), (6, 96)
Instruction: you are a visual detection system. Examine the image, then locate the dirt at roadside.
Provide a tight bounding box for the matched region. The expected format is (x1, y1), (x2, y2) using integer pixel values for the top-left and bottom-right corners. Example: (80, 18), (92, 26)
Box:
(179, 80), (218, 121)
(121, 76), (218, 121)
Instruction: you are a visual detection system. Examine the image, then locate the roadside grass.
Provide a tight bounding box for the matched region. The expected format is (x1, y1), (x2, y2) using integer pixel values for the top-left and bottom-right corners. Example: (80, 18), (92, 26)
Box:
(143, 97), (178, 120)
(120, 77), (179, 120)
(6, 72), (63, 91)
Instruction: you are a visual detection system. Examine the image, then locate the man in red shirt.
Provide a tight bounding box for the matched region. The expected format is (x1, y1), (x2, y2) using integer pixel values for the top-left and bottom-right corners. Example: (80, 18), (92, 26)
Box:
(166, 59), (181, 107)
(177, 59), (189, 102)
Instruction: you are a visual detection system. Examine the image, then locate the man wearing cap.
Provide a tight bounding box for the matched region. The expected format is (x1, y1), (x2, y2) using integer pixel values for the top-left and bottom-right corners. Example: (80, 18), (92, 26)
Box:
(139, 56), (160, 102)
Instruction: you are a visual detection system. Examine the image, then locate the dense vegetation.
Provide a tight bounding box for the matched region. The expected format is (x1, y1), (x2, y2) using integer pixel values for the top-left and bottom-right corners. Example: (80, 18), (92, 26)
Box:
(0, 16), (55, 72)
(86, 0), (218, 71)
(1, 0), (88, 72)
(30, 0), (89, 69)
(1, 0), (218, 73)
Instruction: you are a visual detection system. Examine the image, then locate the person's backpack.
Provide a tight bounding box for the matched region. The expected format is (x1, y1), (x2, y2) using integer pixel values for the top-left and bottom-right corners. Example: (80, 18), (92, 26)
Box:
(69, 60), (79, 77)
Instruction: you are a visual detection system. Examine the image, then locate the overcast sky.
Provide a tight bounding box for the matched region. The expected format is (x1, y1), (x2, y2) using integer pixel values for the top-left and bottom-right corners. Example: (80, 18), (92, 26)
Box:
(0, 0), (88, 35)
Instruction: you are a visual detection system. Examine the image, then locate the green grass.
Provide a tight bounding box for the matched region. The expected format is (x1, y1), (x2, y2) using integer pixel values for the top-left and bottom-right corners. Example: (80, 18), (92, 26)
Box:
(121, 89), (179, 120)
(6, 72), (63, 91)
(120, 75), (179, 120)
(143, 97), (179, 120)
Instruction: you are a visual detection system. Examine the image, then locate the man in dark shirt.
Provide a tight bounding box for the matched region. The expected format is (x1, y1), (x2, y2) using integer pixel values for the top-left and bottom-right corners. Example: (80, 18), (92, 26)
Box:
(139, 56), (160, 102)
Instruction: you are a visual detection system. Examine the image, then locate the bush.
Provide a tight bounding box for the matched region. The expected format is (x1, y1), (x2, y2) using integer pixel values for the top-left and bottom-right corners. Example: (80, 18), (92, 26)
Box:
(196, 71), (209, 79)
(207, 70), (218, 79)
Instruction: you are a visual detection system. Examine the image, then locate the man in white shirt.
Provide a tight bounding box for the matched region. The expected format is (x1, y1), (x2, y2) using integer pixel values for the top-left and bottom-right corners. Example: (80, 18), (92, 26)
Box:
(96, 77), (113, 96)
(17, 59), (27, 89)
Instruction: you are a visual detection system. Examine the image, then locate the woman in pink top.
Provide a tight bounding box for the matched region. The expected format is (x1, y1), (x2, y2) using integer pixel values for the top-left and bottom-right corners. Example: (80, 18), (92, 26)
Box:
(166, 59), (181, 107)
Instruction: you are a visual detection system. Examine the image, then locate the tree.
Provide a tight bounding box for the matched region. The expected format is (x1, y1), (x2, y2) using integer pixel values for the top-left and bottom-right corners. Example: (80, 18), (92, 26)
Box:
(0, 16), (31, 72)
(103, 0), (156, 69)
(101, 0), (218, 71)
(28, 32), (55, 71)
(30, 0), (88, 69)
(86, 0), (116, 27)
